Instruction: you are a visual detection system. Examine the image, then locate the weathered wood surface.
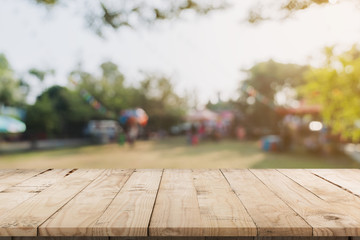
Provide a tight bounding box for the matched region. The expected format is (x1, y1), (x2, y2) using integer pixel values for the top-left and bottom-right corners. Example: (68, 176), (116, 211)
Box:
(0, 169), (360, 237)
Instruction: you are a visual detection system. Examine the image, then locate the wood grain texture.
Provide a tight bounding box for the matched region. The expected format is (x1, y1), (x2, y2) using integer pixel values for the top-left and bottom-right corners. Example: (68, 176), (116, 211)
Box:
(149, 169), (203, 236)
(39, 169), (134, 236)
(150, 170), (256, 237)
(12, 237), (108, 240)
(222, 169), (312, 236)
(192, 169), (256, 236)
(1, 169), (360, 237)
(279, 169), (360, 227)
(309, 169), (360, 196)
(0, 169), (71, 216)
(279, 169), (360, 203)
(0, 169), (46, 192)
(0, 169), (104, 236)
(251, 169), (360, 236)
(93, 169), (163, 236)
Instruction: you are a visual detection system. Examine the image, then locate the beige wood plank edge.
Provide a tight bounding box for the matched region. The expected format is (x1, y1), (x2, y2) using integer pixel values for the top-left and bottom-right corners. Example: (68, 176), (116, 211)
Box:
(0, 169), (73, 217)
(92, 169), (163, 237)
(39, 169), (134, 236)
(3, 237), (353, 240)
(7, 236), (350, 240)
(0, 169), (48, 192)
(149, 169), (204, 236)
(150, 169), (256, 237)
(192, 169), (256, 236)
(279, 169), (360, 204)
(0, 169), (105, 236)
(251, 169), (360, 236)
(12, 237), (108, 240)
(222, 169), (312, 236)
(309, 169), (360, 196)
(256, 238), (348, 240)
(278, 169), (360, 234)
(15, 169), (72, 189)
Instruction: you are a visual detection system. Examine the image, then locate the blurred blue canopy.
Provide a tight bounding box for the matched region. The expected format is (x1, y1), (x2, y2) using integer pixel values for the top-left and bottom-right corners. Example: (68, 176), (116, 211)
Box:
(0, 115), (26, 133)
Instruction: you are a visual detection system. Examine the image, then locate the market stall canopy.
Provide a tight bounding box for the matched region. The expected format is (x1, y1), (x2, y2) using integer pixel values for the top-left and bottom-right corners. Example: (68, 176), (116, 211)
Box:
(276, 100), (322, 116)
(0, 115), (26, 133)
(186, 109), (218, 122)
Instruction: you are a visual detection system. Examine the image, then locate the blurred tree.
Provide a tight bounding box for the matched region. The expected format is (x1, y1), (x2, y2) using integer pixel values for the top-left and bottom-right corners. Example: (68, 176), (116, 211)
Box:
(26, 85), (100, 138)
(28, 68), (55, 82)
(246, 0), (355, 24)
(299, 45), (360, 141)
(238, 60), (308, 133)
(0, 54), (27, 106)
(32, 0), (227, 36)
(70, 63), (187, 131)
(69, 61), (141, 114)
(138, 74), (187, 131)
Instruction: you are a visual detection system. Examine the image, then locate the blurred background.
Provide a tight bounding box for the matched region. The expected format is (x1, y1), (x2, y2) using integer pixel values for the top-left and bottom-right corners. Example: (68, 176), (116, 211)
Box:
(1, 0), (360, 168)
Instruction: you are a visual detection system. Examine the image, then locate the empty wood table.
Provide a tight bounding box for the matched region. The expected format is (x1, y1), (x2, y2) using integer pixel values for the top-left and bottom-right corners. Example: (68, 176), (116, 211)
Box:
(0, 169), (360, 240)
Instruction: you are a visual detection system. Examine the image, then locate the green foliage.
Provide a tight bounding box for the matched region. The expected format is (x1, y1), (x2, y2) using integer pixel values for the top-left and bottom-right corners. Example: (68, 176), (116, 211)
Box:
(70, 61), (140, 113)
(69, 62), (187, 131)
(238, 60), (308, 131)
(138, 74), (187, 131)
(28, 68), (55, 82)
(0, 54), (26, 106)
(26, 86), (100, 138)
(300, 45), (360, 141)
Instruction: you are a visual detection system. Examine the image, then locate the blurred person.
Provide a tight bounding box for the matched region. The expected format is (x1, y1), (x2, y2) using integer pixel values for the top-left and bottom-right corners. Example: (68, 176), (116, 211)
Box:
(198, 122), (206, 140)
(189, 124), (198, 145)
(126, 117), (139, 147)
(236, 125), (246, 140)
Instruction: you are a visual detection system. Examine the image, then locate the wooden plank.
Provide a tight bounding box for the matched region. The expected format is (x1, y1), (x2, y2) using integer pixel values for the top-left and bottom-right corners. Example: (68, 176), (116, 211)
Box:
(93, 169), (163, 236)
(39, 169), (134, 236)
(279, 169), (360, 203)
(279, 169), (360, 227)
(251, 169), (360, 236)
(0, 169), (104, 236)
(222, 169), (312, 236)
(192, 169), (256, 236)
(0, 169), (46, 192)
(15, 169), (71, 189)
(256, 237), (347, 240)
(112, 238), (207, 240)
(149, 169), (203, 236)
(12, 237), (108, 240)
(310, 169), (360, 196)
(0, 169), (72, 216)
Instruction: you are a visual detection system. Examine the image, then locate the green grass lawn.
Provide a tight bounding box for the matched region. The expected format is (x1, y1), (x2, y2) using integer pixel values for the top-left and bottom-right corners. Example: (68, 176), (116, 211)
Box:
(0, 137), (359, 169)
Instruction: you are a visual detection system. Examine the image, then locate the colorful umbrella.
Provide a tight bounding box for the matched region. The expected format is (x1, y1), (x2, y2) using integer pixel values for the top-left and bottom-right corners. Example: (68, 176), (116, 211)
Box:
(0, 115), (26, 133)
(119, 108), (148, 126)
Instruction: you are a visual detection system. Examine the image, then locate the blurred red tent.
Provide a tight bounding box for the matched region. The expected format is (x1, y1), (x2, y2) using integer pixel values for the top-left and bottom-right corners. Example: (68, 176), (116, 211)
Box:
(186, 109), (218, 122)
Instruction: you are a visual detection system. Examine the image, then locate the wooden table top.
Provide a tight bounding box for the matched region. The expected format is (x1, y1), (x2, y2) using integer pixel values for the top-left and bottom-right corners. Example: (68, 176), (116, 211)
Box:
(0, 169), (360, 237)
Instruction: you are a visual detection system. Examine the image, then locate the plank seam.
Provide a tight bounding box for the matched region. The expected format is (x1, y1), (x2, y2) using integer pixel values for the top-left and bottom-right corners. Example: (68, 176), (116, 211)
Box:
(276, 169), (326, 201)
(91, 169), (135, 235)
(36, 169), (107, 236)
(248, 169), (314, 236)
(310, 171), (360, 198)
(0, 169), (52, 193)
(0, 169), (73, 223)
(147, 168), (164, 237)
(220, 169), (259, 236)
